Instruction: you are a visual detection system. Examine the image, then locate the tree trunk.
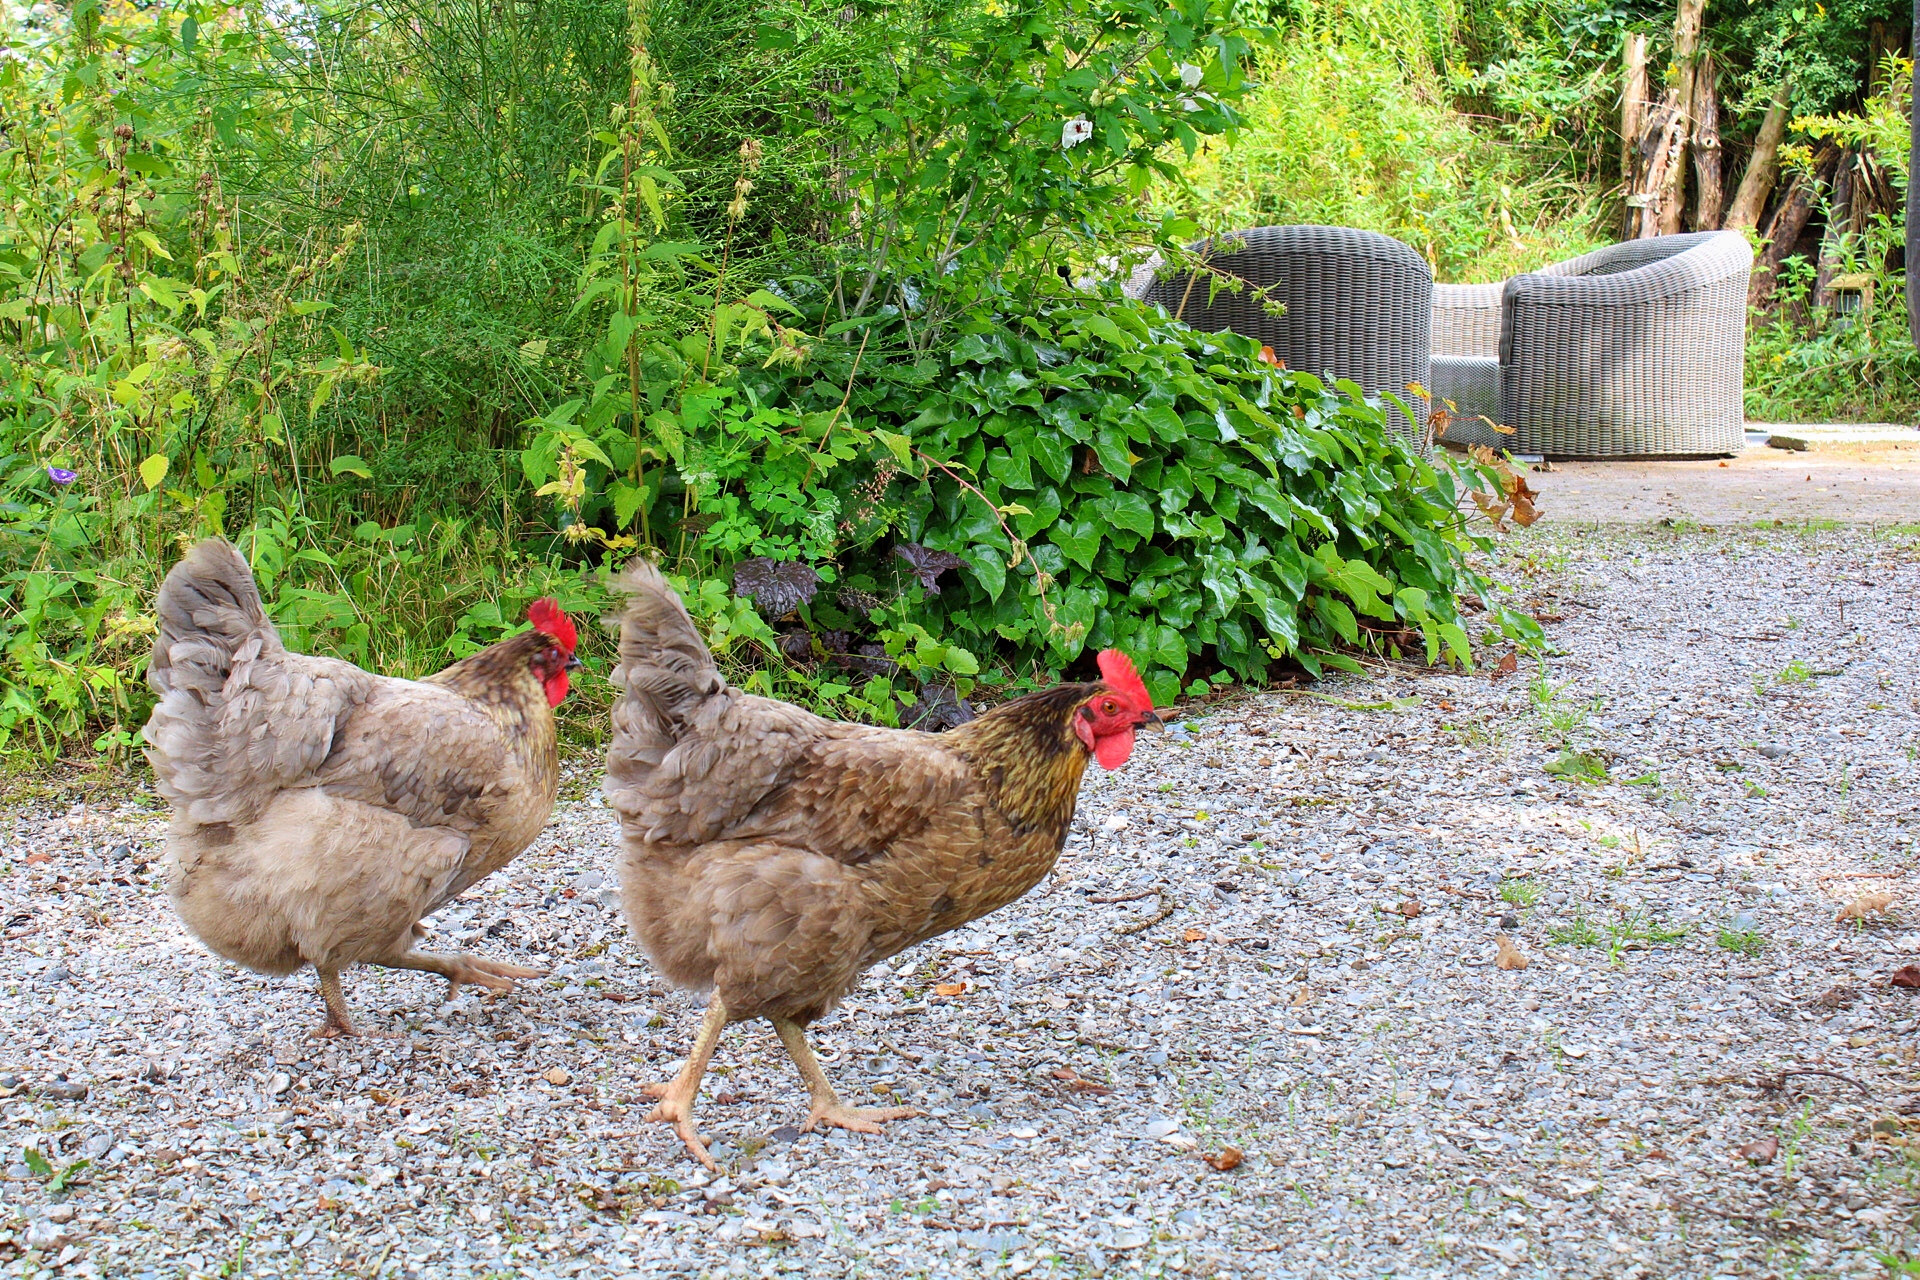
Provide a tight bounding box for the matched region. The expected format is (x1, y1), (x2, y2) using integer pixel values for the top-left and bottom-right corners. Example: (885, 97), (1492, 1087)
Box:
(1724, 80), (1791, 230)
(1753, 148), (1837, 305)
(1814, 153), (1857, 307)
(1658, 0), (1708, 236)
(1908, 0), (1919, 349)
(1621, 33), (1650, 239)
(1636, 104), (1685, 240)
(1691, 49), (1724, 229)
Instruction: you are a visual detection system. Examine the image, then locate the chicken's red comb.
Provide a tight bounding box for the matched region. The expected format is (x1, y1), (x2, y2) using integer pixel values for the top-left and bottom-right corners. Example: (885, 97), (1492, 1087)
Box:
(527, 598), (577, 653)
(1097, 649), (1152, 711)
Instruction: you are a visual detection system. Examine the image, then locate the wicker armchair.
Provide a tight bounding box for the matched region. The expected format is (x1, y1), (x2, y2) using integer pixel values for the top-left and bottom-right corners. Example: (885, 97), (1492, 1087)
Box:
(1429, 231), (1752, 457)
(1128, 225), (1433, 442)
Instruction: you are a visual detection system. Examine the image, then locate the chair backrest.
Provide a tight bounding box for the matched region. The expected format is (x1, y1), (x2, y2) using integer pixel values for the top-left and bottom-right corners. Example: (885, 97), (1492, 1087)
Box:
(1140, 226), (1432, 435)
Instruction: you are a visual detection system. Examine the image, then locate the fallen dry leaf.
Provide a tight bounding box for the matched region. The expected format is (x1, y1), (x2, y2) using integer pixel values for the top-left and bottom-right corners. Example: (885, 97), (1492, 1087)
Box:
(1203, 1146), (1244, 1172)
(1718, 461), (1729, 467)
(542, 1066), (571, 1087)
(933, 982), (968, 997)
(1397, 899), (1423, 918)
(1892, 966), (1920, 989)
(713, 1092), (742, 1106)
(1495, 935), (1530, 970)
(24, 852), (52, 866)
(1490, 651), (1519, 681)
(1643, 1148), (1672, 1161)
(1837, 892), (1896, 922)
(1049, 1068), (1113, 1096)
(1257, 345), (1283, 369)
(1736, 1136), (1779, 1163)
(1289, 985), (1312, 1008)
(1182, 928), (1206, 943)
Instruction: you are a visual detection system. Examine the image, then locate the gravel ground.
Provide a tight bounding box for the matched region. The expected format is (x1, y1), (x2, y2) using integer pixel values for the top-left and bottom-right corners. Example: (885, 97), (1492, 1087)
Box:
(4, 525), (1919, 1280)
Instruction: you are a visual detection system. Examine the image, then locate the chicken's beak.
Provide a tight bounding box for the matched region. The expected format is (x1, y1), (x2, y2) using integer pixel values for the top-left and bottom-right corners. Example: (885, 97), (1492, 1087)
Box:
(1139, 709), (1166, 733)
(566, 653), (583, 671)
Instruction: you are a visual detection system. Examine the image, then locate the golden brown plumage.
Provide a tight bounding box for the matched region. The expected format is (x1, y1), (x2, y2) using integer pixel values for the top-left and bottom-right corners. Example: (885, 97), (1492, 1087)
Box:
(143, 538), (579, 1037)
(603, 561), (1154, 1168)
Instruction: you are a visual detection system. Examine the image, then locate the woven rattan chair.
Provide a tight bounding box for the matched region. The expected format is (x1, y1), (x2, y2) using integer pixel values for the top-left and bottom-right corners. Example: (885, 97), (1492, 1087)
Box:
(1429, 231), (1752, 457)
(1128, 225), (1433, 442)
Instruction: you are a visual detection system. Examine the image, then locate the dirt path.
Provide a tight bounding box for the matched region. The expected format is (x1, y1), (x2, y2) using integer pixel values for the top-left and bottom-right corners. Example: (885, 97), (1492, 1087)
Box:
(1525, 446), (1920, 527)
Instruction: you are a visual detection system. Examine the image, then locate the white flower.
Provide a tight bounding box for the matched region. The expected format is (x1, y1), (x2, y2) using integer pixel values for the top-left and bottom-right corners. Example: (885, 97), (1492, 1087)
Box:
(1061, 117), (1094, 150)
(1178, 62), (1204, 88)
(1178, 95), (1201, 113)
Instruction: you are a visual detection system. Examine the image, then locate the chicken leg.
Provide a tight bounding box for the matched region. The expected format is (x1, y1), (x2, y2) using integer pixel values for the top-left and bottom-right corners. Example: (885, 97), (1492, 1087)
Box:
(377, 948), (546, 1004)
(311, 966), (359, 1039)
(772, 1018), (923, 1135)
(642, 995), (730, 1171)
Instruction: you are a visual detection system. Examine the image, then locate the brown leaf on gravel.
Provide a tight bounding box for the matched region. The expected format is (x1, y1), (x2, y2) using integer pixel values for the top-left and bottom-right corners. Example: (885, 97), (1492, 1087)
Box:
(1203, 1146), (1244, 1172)
(1397, 899), (1423, 918)
(934, 982), (968, 997)
(1837, 893), (1896, 922)
(1495, 935), (1530, 970)
(1290, 985), (1312, 1008)
(1182, 928), (1206, 943)
(1891, 966), (1920, 989)
(542, 1067), (571, 1087)
(1814, 984), (1860, 1009)
(1050, 1068), (1113, 1096)
(1644, 1148), (1672, 1161)
(1490, 652), (1519, 680)
(1737, 1136), (1779, 1164)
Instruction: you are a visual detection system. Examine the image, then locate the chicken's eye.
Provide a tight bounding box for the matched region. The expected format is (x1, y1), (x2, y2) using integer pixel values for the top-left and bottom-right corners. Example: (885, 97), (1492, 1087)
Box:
(1101, 698), (1118, 714)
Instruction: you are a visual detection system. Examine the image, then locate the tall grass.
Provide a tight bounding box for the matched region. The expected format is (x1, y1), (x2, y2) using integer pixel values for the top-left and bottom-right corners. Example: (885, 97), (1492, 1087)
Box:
(1182, 0), (1607, 282)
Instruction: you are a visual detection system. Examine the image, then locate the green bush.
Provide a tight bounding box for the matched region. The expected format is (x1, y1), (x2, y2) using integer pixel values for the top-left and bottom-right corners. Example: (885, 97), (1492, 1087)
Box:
(2, 0), (1532, 763)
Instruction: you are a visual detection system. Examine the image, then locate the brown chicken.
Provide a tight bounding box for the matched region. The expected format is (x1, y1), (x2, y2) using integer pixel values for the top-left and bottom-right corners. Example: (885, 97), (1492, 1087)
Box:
(603, 562), (1155, 1168)
(144, 537), (580, 1037)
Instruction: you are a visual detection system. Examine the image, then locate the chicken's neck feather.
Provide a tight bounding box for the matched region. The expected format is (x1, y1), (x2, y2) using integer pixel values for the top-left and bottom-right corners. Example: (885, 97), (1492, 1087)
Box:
(424, 631), (559, 770)
(942, 682), (1097, 843)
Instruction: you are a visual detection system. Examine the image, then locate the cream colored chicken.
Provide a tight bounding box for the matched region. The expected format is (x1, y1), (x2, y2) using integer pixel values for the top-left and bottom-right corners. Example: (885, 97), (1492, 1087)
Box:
(144, 538), (579, 1036)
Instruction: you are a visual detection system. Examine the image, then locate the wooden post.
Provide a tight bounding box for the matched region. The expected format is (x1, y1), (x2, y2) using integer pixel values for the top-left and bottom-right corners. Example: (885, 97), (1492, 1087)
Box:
(1724, 79), (1791, 230)
(1621, 33), (1650, 239)
(1658, 0), (1708, 235)
(1690, 49), (1723, 229)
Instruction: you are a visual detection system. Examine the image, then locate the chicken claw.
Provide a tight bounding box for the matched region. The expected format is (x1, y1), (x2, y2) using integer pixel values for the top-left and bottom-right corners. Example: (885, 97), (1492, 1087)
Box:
(437, 954), (545, 1003)
(643, 996), (730, 1171)
(774, 1018), (923, 1138)
(643, 1087), (717, 1172)
(800, 1101), (924, 1136)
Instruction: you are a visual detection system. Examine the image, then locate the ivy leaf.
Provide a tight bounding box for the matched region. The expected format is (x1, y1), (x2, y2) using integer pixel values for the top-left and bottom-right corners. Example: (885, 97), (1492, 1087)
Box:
(731, 557), (820, 618)
(1051, 518), (1102, 571)
(893, 543), (966, 595)
(966, 544), (1008, 601)
(1098, 490), (1156, 539)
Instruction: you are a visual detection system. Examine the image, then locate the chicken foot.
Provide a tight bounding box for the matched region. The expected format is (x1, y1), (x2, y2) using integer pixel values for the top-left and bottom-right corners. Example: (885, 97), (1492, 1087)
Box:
(377, 948), (545, 1004)
(642, 995), (730, 1171)
(310, 966), (361, 1039)
(773, 1018), (923, 1136)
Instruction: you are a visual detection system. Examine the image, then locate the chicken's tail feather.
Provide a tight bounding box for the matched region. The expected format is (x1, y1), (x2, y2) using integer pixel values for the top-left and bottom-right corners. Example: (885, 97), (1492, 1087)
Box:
(148, 537), (281, 696)
(608, 559), (725, 777)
